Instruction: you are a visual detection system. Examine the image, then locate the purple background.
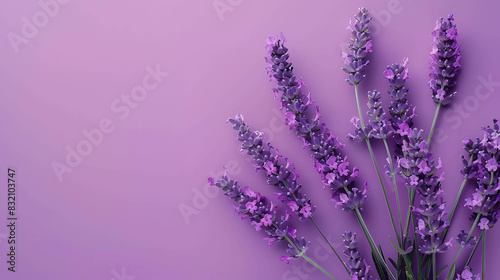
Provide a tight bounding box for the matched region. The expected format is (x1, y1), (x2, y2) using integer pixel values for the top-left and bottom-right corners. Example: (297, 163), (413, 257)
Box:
(0, 0), (499, 279)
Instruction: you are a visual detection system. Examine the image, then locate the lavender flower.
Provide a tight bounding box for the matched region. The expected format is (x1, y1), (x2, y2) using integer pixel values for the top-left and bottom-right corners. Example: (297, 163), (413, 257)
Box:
(350, 90), (392, 141)
(456, 230), (477, 248)
(342, 231), (372, 280)
(342, 8), (373, 85)
(397, 129), (451, 254)
(456, 267), (480, 280)
(209, 173), (309, 262)
(429, 14), (461, 105)
(266, 33), (366, 211)
(385, 58), (415, 158)
(228, 114), (315, 220)
(463, 120), (500, 230)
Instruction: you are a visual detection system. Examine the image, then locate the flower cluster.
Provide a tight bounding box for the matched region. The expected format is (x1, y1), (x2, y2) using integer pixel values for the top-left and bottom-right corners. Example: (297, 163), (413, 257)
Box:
(209, 173), (309, 262)
(397, 129), (451, 254)
(429, 14), (461, 105)
(349, 90), (392, 141)
(342, 231), (372, 280)
(455, 230), (476, 248)
(385, 58), (415, 158)
(266, 33), (366, 211)
(462, 119), (500, 230)
(342, 7), (373, 85)
(456, 267), (480, 280)
(228, 114), (315, 220)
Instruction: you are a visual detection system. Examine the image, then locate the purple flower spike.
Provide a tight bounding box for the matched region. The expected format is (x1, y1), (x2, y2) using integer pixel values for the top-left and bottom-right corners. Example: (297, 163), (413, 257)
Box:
(463, 120), (500, 230)
(349, 90), (392, 141)
(209, 173), (309, 262)
(228, 114), (315, 220)
(367, 90), (392, 139)
(342, 231), (372, 280)
(342, 7), (372, 85)
(397, 129), (451, 254)
(266, 33), (366, 211)
(429, 14), (461, 105)
(385, 58), (415, 158)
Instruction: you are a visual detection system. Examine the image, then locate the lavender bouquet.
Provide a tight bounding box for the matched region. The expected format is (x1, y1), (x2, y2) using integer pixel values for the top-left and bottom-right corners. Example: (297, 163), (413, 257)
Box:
(209, 8), (495, 280)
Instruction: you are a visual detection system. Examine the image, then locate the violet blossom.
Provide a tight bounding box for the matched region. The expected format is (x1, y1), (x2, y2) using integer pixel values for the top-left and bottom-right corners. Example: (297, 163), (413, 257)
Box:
(209, 173), (309, 262)
(342, 7), (373, 86)
(342, 231), (372, 280)
(463, 120), (500, 230)
(265, 33), (366, 211)
(397, 129), (451, 254)
(456, 267), (480, 280)
(429, 14), (461, 105)
(227, 114), (315, 220)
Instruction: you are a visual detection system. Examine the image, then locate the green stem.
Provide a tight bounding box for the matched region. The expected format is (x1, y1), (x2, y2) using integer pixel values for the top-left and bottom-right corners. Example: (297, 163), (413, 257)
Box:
(281, 180), (349, 275)
(443, 156), (475, 241)
(465, 231), (483, 267)
(354, 207), (397, 280)
(282, 234), (336, 280)
(447, 214), (482, 279)
(433, 253), (437, 280)
(481, 230), (485, 280)
(383, 138), (404, 238)
(354, 84), (401, 245)
(309, 217), (351, 276)
(427, 100), (442, 147)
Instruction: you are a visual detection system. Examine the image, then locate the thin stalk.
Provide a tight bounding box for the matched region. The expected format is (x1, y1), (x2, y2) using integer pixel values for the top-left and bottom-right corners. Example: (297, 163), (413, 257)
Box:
(443, 177), (468, 240)
(383, 138), (404, 238)
(309, 217), (350, 275)
(432, 253), (437, 280)
(404, 188), (416, 237)
(481, 230), (485, 280)
(354, 207), (397, 280)
(465, 232), (483, 267)
(442, 156), (475, 240)
(427, 100), (442, 147)
(281, 180), (349, 275)
(282, 234), (336, 280)
(354, 84), (401, 245)
(447, 214), (482, 279)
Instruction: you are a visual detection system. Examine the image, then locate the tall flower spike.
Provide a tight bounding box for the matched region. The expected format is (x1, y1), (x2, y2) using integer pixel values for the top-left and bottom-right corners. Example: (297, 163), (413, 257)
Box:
(209, 173), (309, 262)
(228, 114), (315, 220)
(342, 7), (372, 85)
(266, 33), (366, 211)
(385, 58), (415, 158)
(342, 231), (372, 280)
(463, 120), (500, 230)
(429, 14), (461, 105)
(397, 129), (451, 254)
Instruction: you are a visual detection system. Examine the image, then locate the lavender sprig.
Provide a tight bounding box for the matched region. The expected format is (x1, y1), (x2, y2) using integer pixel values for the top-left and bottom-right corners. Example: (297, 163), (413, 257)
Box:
(342, 7), (373, 86)
(429, 14), (461, 105)
(342, 232), (372, 280)
(397, 129), (452, 255)
(265, 33), (365, 211)
(463, 120), (500, 230)
(385, 58), (415, 159)
(428, 14), (461, 145)
(228, 114), (315, 220)
(209, 173), (305, 261)
(209, 174), (337, 279)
